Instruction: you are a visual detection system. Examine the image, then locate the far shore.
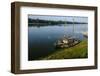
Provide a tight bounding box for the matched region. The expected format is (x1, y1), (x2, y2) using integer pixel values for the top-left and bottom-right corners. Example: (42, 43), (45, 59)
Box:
(28, 22), (88, 27)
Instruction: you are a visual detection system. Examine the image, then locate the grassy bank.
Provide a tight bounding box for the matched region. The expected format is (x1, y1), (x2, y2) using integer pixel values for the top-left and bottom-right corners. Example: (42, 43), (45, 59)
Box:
(41, 40), (88, 60)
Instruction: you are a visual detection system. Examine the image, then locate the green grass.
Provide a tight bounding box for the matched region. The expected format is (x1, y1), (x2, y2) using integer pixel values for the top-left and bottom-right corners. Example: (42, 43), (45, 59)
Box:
(41, 40), (88, 60)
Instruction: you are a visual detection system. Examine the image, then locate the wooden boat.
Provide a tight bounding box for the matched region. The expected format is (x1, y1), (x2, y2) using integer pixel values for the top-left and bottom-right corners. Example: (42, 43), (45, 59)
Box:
(54, 17), (81, 49)
(54, 36), (80, 49)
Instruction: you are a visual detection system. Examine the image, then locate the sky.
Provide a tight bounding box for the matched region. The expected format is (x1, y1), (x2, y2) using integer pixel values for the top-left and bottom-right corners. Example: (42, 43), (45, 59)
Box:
(28, 15), (88, 23)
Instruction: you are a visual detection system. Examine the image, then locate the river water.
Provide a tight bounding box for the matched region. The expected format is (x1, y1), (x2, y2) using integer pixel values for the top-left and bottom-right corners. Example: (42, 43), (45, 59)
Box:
(28, 24), (88, 60)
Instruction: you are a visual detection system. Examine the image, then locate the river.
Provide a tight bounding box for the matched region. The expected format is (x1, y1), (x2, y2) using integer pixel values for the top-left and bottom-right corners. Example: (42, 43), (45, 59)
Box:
(28, 24), (88, 60)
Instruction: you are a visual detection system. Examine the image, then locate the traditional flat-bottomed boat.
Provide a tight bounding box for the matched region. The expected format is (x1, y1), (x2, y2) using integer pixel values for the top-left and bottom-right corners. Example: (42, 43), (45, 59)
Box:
(54, 36), (80, 49)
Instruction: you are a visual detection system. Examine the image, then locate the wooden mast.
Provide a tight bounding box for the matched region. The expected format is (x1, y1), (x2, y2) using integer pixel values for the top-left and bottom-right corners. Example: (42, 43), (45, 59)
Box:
(73, 17), (75, 38)
(64, 19), (67, 37)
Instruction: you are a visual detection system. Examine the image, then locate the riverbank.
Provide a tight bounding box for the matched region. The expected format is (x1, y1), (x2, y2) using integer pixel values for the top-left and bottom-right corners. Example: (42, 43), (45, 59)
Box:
(82, 32), (88, 38)
(41, 40), (88, 60)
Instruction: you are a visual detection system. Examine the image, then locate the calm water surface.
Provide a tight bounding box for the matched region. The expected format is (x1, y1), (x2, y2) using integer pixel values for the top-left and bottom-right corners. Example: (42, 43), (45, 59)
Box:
(28, 24), (88, 60)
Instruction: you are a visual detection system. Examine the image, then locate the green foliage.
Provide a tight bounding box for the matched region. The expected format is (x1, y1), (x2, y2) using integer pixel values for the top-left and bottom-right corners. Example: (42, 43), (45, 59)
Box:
(28, 18), (88, 26)
(41, 40), (88, 60)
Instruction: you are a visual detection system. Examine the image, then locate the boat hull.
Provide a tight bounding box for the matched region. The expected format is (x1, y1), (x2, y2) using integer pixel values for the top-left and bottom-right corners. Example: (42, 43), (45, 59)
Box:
(55, 39), (80, 49)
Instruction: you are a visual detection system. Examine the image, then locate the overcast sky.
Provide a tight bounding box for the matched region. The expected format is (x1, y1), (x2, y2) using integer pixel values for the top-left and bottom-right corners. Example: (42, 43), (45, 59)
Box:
(28, 15), (88, 23)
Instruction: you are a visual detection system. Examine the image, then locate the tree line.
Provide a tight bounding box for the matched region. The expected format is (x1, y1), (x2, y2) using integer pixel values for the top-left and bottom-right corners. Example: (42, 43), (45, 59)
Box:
(28, 18), (87, 26)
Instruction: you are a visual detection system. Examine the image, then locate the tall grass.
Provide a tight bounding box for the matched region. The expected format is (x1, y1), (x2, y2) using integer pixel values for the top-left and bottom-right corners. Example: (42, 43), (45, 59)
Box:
(41, 40), (88, 60)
